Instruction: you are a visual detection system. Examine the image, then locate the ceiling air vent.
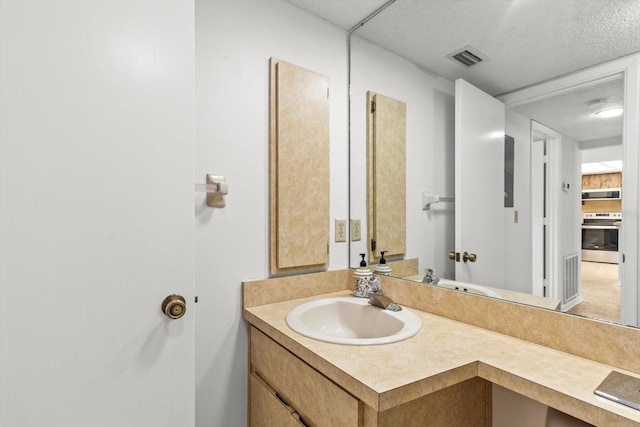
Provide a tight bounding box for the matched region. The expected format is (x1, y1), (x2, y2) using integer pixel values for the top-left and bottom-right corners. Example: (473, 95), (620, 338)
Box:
(446, 46), (488, 69)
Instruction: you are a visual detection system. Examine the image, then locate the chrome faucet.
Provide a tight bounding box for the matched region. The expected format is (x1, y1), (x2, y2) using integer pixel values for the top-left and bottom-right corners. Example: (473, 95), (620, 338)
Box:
(368, 294), (402, 312)
(422, 268), (439, 285)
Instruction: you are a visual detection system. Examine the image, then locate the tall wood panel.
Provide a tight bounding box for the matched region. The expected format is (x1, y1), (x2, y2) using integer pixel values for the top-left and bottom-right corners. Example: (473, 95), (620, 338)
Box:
(270, 59), (330, 274)
(367, 92), (406, 261)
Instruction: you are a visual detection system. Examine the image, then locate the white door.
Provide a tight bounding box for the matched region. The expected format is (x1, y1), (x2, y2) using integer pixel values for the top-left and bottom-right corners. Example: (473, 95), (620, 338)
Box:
(0, 2), (195, 426)
(454, 79), (505, 287)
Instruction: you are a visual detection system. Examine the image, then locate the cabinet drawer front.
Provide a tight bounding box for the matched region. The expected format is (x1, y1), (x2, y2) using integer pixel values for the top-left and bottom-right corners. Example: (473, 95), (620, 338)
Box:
(250, 327), (359, 427)
(251, 373), (305, 427)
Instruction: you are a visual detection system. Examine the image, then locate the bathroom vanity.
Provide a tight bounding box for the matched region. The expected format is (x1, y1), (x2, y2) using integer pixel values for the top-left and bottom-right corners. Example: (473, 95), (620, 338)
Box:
(243, 270), (640, 426)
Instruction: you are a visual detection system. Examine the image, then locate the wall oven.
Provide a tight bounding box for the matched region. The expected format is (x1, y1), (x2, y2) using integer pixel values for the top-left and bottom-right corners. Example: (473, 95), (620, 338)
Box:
(582, 212), (621, 264)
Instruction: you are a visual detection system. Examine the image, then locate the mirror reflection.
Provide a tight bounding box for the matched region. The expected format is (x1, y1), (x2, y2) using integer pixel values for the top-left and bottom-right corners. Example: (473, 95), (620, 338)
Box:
(346, 1), (639, 327)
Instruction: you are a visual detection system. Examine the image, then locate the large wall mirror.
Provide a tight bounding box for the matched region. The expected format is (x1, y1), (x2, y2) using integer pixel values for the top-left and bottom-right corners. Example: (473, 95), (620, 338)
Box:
(346, 1), (640, 327)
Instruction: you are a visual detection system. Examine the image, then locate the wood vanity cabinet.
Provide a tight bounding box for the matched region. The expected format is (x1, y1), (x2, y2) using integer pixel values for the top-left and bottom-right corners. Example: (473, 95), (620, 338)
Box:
(250, 327), (359, 426)
(249, 326), (489, 427)
(250, 373), (305, 426)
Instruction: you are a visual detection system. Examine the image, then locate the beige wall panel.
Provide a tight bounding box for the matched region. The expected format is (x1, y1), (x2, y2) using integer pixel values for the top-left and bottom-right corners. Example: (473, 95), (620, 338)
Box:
(250, 327), (359, 427)
(387, 258), (418, 277)
(378, 377), (489, 427)
(367, 92), (406, 261)
(270, 59), (330, 274)
(243, 269), (350, 308)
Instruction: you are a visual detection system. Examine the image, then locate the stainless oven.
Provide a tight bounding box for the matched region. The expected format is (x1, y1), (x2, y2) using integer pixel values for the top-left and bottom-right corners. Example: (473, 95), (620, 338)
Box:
(582, 212), (621, 264)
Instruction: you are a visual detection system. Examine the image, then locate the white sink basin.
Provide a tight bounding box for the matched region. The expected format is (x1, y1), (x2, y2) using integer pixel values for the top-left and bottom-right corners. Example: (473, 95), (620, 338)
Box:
(285, 297), (422, 345)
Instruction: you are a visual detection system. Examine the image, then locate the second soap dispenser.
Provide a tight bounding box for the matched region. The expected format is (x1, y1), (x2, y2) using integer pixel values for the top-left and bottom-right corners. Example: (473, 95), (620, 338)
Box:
(354, 253), (372, 297)
(374, 251), (393, 276)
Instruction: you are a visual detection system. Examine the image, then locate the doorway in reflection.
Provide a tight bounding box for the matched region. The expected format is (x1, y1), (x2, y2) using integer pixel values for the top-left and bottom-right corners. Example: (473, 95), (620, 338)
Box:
(574, 157), (623, 322)
(571, 261), (620, 322)
(511, 75), (624, 323)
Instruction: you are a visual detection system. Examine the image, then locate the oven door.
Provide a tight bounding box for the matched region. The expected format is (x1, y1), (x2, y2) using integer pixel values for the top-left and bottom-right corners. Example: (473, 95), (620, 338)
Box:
(581, 225), (619, 263)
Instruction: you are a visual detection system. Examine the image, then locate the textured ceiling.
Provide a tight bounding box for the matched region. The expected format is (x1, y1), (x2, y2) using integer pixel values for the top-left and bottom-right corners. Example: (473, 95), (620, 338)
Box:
(285, 0), (636, 143)
(511, 75), (624, 142)
(282, 0), (390, 30)
(351, 0), (640, 97)
(286, 0), (640, 96)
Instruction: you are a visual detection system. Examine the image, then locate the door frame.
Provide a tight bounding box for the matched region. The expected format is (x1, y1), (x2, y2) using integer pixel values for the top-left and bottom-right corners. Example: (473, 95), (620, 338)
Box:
(530, 121), (562, 302)
(500, 55), (640, 326)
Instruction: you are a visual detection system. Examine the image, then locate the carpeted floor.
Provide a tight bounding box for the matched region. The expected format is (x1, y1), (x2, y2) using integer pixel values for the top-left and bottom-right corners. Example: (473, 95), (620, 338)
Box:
(568, 261), (620, 323)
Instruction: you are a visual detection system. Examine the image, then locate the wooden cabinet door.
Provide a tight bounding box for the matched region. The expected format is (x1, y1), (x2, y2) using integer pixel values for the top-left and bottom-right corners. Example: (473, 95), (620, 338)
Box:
(250, 328), (359, 426)
(250, 374), (305, 427)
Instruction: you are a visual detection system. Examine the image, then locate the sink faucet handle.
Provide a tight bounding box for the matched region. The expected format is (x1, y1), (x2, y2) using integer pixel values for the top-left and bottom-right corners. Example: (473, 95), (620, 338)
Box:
(368, 294), (402, 312)
(422, 267), (439, 284)
(368, 276), (382, 294)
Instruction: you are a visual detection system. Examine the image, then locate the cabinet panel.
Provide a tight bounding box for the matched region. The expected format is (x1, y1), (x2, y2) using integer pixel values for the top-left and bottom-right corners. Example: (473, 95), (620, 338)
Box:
(250, 373), (304, 427)
(582, 172), (622, 190)
(250, 327), (359, 427)
(367, 91), (406, 261)
(378, 377), (489, 427)
(269, 58), (330, 274)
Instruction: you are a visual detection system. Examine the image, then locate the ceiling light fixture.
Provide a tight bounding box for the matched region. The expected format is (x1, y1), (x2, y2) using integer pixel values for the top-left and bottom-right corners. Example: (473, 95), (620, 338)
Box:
(595, 107), (623, 118)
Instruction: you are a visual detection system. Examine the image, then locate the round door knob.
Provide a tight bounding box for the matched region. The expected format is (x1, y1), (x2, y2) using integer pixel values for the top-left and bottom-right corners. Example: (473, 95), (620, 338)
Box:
(462, 252), (477, 263)
(162, 294), (186, 319)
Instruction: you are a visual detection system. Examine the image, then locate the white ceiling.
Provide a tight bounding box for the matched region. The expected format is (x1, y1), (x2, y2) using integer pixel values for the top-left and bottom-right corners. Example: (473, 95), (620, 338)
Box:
(285, 0), (639, 144)
(511, 75), (624, 142)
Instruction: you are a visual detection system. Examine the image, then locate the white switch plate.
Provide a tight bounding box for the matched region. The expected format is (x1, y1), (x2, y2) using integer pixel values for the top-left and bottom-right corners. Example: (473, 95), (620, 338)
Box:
(351, 219), (361, 241)
(335, 219), (346, 242)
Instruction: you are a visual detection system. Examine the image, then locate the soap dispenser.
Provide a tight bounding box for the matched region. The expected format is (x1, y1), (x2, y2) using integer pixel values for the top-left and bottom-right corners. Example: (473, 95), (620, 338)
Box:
(354, 254), (372, 297)
(374, 251), (392, 276)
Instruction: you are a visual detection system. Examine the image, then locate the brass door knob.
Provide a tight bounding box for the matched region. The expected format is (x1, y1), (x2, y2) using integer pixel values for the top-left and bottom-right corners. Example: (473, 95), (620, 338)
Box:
(162, 294), (186, 319)
(449, 251), (460, 262)
(462, 252), (477, 263)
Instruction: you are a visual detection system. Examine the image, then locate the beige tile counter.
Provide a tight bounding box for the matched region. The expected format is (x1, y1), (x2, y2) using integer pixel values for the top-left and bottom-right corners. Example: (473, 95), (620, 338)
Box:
(244, 287), (640, 426)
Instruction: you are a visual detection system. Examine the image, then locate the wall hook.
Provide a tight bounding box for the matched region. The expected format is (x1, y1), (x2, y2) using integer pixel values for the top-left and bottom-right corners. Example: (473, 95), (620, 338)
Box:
(422, 191), (454, 210)
(194, 174), (228, 207)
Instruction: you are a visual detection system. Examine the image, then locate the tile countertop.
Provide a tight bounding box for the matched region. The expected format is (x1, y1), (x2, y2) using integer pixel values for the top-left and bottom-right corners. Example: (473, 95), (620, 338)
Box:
(243, 290), (640, 426)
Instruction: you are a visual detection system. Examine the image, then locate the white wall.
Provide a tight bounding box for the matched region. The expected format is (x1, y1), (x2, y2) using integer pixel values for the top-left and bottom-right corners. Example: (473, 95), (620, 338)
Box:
(350, 35), (456, 278)
(195, 1), (349, 425)
(555, 133), (583, 302)
(581, 136), (623, 163)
